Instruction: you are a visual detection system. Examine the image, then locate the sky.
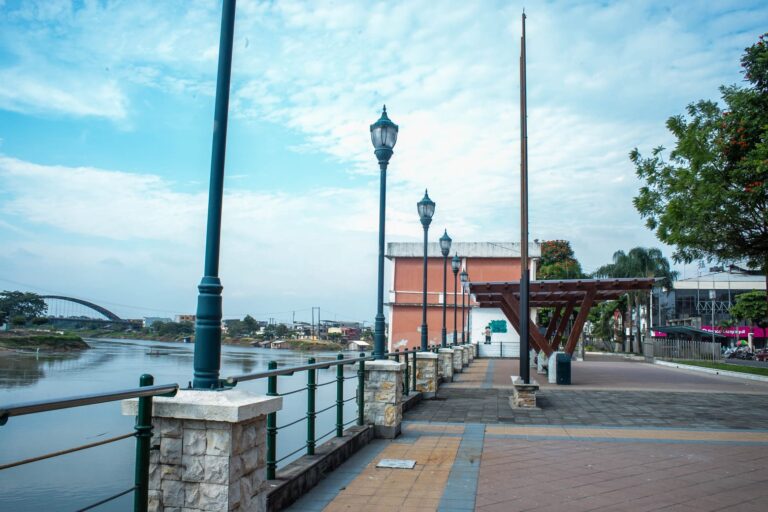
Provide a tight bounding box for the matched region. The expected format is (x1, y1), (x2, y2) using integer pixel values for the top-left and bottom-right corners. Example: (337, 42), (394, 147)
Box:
(0, 0), (765, 323)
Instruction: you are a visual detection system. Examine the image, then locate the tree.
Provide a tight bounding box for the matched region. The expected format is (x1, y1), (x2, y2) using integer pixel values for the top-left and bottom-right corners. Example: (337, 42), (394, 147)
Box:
(242, 315), (258, 334)
(730, 291), (768, 327)
(538, 240), (584, 279)
(592, 248), (678, 353)
(275, 324), (289, 338)
(0, 291), (47, 325)
(631, 34), (768, 306)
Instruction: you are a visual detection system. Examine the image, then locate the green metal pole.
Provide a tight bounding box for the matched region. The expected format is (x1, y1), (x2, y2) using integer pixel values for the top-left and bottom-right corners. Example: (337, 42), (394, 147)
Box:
(193, 0), (237, 389)
(412, 349), (417, 391)
(335, 354), (344, 437)
(133, 374), (153, 512)
(357, 353), (365, 426)
(307, 357), (316, 455)
(266, 361), (277, 479)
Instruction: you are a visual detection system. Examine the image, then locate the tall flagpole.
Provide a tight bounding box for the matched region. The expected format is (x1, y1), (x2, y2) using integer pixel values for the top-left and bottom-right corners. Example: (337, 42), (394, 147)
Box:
(519, 12), (531, 384)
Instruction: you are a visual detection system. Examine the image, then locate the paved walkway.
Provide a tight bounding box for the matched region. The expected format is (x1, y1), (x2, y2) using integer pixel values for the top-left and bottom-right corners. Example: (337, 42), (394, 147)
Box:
(287, 357), (768, 511)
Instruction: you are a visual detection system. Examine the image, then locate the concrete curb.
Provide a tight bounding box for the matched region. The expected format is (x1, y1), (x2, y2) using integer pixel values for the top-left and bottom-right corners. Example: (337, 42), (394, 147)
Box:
(654, 360), (768, 383)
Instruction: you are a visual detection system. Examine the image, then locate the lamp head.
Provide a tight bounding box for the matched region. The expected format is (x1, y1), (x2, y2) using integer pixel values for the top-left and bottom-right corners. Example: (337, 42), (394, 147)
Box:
(417, 189), (435, 227)
(451, 253), (461, 274)
(439, 229), (452, 257)
(370, 105), (398, 163)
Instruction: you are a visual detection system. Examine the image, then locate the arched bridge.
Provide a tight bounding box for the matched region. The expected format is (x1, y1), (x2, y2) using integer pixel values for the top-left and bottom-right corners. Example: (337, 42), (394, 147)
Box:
(40, 295), (123, 321)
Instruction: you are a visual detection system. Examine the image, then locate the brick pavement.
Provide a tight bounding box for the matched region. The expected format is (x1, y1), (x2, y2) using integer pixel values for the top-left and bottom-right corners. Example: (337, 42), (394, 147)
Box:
(285, 357), (768, 511)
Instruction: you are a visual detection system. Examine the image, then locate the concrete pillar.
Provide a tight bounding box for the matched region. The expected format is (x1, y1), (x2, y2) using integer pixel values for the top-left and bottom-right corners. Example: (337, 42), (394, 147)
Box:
(530, 349), (537, 368)
(536, 351), (546, 374)
(122, 389), (282, 512)
(438, 348), (454, 382)
(363, 359), (404, 439)
(548, 352), (558, 384)
(461, 345), (469, 367)
(452, 346), (463, 373)
(415, 351), (439, 398)
(467, 344), (475, 363)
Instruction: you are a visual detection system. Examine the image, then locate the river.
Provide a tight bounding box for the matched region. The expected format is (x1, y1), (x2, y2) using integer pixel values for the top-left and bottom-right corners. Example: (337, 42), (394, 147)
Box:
(0, 338), (361, 511)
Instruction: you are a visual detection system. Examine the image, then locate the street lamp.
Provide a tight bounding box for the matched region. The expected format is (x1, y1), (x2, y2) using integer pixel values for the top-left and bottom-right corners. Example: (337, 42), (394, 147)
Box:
(192, 0), (237, 389)
(439, 230), (452, 347)
(451, 254), (460, 345)
(460, 269), (468, 343)
(417, 189), (435, 351)
(370, 105), (398, 360)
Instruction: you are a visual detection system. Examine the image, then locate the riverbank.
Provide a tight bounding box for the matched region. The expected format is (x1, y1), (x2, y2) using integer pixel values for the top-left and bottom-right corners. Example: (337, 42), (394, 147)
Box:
(0, 332), (90, 352)
(79, 330), (346, 351)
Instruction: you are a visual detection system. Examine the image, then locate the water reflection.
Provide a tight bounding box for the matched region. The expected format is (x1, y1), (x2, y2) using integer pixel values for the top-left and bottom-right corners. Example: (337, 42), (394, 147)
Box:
(0, 338), (361, 512)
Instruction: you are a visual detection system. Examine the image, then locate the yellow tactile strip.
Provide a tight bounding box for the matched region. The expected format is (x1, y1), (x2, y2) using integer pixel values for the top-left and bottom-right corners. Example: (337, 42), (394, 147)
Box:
(485, 425), (768, 442)
(322, 435), (461, 512)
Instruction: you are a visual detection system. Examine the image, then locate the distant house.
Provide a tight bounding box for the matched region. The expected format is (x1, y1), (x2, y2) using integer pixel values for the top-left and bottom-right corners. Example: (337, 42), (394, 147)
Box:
(175, 314), (196, 323)
(346, 340), (371, 351)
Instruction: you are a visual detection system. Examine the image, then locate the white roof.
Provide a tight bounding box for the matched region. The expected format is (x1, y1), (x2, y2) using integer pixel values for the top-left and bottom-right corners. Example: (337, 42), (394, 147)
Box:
(387, 242), (540, 259)
(675, 271), (765, 291)
(348, 340), (371, 346)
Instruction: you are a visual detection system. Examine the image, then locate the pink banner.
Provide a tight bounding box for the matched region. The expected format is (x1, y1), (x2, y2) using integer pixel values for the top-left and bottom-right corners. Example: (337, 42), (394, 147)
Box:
(701, 325), (766, 338)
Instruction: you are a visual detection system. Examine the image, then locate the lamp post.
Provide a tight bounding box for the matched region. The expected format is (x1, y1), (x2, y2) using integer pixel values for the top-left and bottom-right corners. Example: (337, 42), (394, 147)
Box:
(460, 269), (468, 343)
(439, 230), (452, 348)
(370, 106), (399, 360)
(451, 254), (460, 345)
(417, 190), (435, 351)
(192, 0), (237, 390)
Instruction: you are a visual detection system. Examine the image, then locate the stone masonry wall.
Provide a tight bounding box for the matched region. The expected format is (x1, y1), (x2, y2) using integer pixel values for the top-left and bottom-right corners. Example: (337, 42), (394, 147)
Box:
(148, 416), (267, 511)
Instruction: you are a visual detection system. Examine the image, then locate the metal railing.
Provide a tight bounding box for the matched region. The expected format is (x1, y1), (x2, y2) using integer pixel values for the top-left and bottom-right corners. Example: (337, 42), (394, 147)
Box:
(653, 338), (721, 361)
(225, 348), (428, 479)
(0, 375), (178, 512)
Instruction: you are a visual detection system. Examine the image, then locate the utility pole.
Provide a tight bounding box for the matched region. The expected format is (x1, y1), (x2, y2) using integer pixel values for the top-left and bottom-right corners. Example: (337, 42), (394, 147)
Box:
(519, 12), (531, 384)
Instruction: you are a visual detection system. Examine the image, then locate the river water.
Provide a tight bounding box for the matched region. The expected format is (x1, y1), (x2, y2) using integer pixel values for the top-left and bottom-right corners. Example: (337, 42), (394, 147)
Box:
(0, 338), (361, 511)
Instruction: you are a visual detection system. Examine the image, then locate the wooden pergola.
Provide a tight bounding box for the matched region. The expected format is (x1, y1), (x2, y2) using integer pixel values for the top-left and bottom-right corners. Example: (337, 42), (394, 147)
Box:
(469, 278), (655, 358)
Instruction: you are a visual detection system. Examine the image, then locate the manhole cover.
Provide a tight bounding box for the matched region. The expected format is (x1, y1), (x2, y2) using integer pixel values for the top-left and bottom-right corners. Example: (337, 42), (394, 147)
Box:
(376, 459), (416, 469)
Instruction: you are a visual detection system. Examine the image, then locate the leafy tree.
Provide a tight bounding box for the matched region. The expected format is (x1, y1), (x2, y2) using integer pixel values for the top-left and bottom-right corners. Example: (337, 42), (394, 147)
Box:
(0, 291), (47, 325)
(275, 324), (289, 338)
(730, 291), (767, 327)
(538, 240), (584, 279)
(592, 248), (678, 352)
(631, 34), (768, 304)
(242, 315), (258, 334)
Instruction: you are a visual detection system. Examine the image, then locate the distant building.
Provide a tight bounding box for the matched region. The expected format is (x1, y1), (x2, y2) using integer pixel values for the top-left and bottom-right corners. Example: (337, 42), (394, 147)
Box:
(654, 268), (766, 340)
(144, 317), (173, 328)
(175, 314), (196, 323)
(386, 242), (540, 354)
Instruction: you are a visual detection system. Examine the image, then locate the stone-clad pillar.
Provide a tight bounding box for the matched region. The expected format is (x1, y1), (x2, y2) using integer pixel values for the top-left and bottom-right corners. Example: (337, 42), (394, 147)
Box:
(414, 351), (439, 399)
(467, 344), (475, 363)
(123, 390), (282, 512)
(452, 346), (463, 373)
(364, 359), (405, 439)
(461, 345), (469, 367)
(438, 348), (454, 382)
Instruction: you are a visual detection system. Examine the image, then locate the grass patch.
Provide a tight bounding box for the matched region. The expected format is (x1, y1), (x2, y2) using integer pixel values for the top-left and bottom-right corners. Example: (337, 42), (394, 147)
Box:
(0, 333), (90, 351)
(671, 360), (768, 377)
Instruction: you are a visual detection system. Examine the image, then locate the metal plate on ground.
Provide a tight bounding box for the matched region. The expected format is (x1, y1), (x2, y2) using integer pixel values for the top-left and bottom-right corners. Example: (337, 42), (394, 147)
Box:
(376, 459), (416, 469)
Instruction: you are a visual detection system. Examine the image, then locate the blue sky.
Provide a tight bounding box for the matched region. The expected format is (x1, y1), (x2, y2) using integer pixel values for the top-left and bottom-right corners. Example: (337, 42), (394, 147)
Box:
(0, 0), (765, 323)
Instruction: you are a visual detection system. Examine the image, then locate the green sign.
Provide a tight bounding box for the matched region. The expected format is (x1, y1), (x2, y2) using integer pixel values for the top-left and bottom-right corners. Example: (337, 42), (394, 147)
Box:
(489, 320), (507, 333)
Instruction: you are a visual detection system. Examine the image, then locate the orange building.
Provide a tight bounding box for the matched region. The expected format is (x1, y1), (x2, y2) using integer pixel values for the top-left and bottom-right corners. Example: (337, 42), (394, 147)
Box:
(386, 242), (540, 355)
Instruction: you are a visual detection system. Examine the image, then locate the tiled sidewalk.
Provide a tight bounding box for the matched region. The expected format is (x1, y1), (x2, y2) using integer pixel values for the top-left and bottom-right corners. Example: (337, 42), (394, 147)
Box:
(286, 357), (768, 511)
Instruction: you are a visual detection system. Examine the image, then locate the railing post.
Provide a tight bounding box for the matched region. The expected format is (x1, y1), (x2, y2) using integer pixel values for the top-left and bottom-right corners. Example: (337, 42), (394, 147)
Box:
(412, 349), (417, 391)
(357, 353), (365, 426)
(500, 341), (503, 358)
(133, 374), (153, 512)
(266, 361), (277, 480)
(307, 357), (316, 455)
(336, 354), (344, 437)
(403, 349), (410, 395)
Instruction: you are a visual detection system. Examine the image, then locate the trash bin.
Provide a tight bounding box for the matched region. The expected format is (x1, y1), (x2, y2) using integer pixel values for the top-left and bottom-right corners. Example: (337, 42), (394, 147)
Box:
(556, 353), (571, 385)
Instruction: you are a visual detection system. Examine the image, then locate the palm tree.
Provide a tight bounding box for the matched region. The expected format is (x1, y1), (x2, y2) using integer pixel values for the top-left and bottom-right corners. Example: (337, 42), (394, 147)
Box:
(592, 247), (678, 353)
